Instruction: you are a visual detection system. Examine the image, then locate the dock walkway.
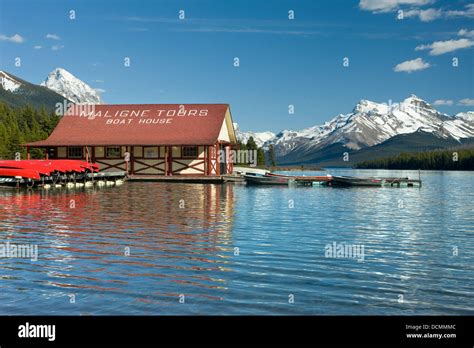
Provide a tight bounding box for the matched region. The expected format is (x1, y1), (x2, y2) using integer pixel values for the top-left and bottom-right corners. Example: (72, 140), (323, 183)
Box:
(127, 175), (244, 183)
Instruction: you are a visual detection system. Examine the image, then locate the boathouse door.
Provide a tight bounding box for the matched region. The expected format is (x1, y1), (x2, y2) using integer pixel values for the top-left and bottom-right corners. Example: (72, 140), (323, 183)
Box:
(220, 144), (227, 175)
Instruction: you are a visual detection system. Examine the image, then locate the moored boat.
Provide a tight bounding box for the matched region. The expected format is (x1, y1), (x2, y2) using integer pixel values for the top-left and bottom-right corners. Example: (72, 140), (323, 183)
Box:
(264, 172), (291, 178)
(330, 175), (383, 187)
(0, 168), (41, 180)
(244, 172), (421, 188)
(244, 174), (291, 185)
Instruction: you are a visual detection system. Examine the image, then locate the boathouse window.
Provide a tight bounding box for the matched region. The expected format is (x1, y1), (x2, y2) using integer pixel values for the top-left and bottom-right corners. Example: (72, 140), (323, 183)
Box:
(133, 146), (143, 158)
(182, 146), (198, 158)
(67, 146), (83, 159)
(172, 146), (181, 157)
(106, 146), (121, 158)
(144, 147), (159, 158)
(95, 146), (105, 158)
(57, 147), (67, 158)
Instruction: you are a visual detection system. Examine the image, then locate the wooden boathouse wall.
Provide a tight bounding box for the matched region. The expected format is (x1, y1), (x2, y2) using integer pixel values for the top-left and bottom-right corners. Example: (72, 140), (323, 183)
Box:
(25, 104), (237, 177)
(41, 143), (234, 176)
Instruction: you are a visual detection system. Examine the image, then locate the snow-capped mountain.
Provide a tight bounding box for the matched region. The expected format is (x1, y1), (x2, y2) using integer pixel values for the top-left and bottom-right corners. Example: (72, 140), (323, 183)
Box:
(237, 95), (474, 160)
(454, 111), (474, 123)
(0, 70), (70, 110)
(234, 123), (275, 147)
(41, 68), (102, 104)
(0, 71), (22, 92)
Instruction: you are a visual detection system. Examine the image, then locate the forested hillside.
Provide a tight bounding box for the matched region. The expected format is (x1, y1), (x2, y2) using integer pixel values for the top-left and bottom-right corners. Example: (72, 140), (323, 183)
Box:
(355, 146), (474, 170)
(0, 102), (60, 159)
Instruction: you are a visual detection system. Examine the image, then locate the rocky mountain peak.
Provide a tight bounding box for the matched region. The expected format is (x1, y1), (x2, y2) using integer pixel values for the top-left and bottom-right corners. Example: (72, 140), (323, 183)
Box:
(41, 67), (102, 104)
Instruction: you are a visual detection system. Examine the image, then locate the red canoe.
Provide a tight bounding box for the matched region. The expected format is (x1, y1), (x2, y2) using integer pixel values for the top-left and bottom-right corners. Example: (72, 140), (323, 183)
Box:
(0, 168), (41, 180)
(0, 160), (100, 180)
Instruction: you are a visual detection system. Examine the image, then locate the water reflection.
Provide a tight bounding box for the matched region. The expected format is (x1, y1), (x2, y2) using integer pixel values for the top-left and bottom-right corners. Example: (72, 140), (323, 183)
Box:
(0, 183), (236, 314)
(0, 170), (473, 315)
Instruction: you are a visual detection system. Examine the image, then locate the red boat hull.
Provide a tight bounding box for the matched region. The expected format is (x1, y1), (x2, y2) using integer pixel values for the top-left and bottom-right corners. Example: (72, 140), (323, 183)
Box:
(0, 168), (41, 180)
(0, 160), (100, 180)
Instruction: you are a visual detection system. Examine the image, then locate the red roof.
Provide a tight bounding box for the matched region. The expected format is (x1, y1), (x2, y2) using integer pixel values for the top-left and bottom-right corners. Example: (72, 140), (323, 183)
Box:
(25, 104), (234, 146)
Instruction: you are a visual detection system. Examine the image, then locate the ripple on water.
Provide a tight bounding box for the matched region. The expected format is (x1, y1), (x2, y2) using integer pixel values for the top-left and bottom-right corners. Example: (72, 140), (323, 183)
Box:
(0, 170), (473, 314)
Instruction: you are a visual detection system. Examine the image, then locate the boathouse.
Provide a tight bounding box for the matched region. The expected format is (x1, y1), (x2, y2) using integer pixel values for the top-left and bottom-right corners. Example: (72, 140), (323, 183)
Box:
(24, 104), (237, 176)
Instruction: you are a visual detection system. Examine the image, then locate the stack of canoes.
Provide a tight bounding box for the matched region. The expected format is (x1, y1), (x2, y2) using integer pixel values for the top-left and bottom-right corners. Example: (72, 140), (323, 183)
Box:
(0, 159), (99, 179)
(0, 160), (104, 188)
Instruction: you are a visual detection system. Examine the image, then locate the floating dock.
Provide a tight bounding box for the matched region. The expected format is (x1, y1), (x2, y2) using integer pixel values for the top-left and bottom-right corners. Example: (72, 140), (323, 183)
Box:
(128, 175), (245, 184)
(0, 171), (127, 189)
(0, 159), (421, 189)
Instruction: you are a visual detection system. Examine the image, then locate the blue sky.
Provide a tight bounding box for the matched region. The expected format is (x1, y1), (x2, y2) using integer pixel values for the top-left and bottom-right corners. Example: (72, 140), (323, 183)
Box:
(0, 0), (473, 132)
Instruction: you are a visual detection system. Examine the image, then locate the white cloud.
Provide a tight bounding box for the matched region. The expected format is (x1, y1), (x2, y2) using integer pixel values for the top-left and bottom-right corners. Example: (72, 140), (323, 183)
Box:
(33, 45), (42, 49)
(416, 38), (474, 55)
(46, 33), (61, 40)
(0, 33), (25, 43)
(394, 58), (430, 73)
(433, 99), (453, 106)
(458, 28), (474, 38)
(459, 98), (474, 106)
(51, 45), (64, 51)
(403, 8), (441, 21)
(362, 2), (474, 22)
(359, 0), (432, 13)
(94, 88), (106, 94)
(446, 4), (474, 18)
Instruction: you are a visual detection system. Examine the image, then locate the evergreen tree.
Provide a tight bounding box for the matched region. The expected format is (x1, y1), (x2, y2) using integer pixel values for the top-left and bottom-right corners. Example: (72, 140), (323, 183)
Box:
(257, 148), (265, 166)
(268, 144), (276, 167)
(246, 136), (258, 151)
(237, 140), (247, 151)
(355, 147), (474, 171)
(0, 102), (60, 160)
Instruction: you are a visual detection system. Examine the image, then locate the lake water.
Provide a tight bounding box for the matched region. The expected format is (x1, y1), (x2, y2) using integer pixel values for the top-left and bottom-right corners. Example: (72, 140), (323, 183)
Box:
(0, 169), (473, 315)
